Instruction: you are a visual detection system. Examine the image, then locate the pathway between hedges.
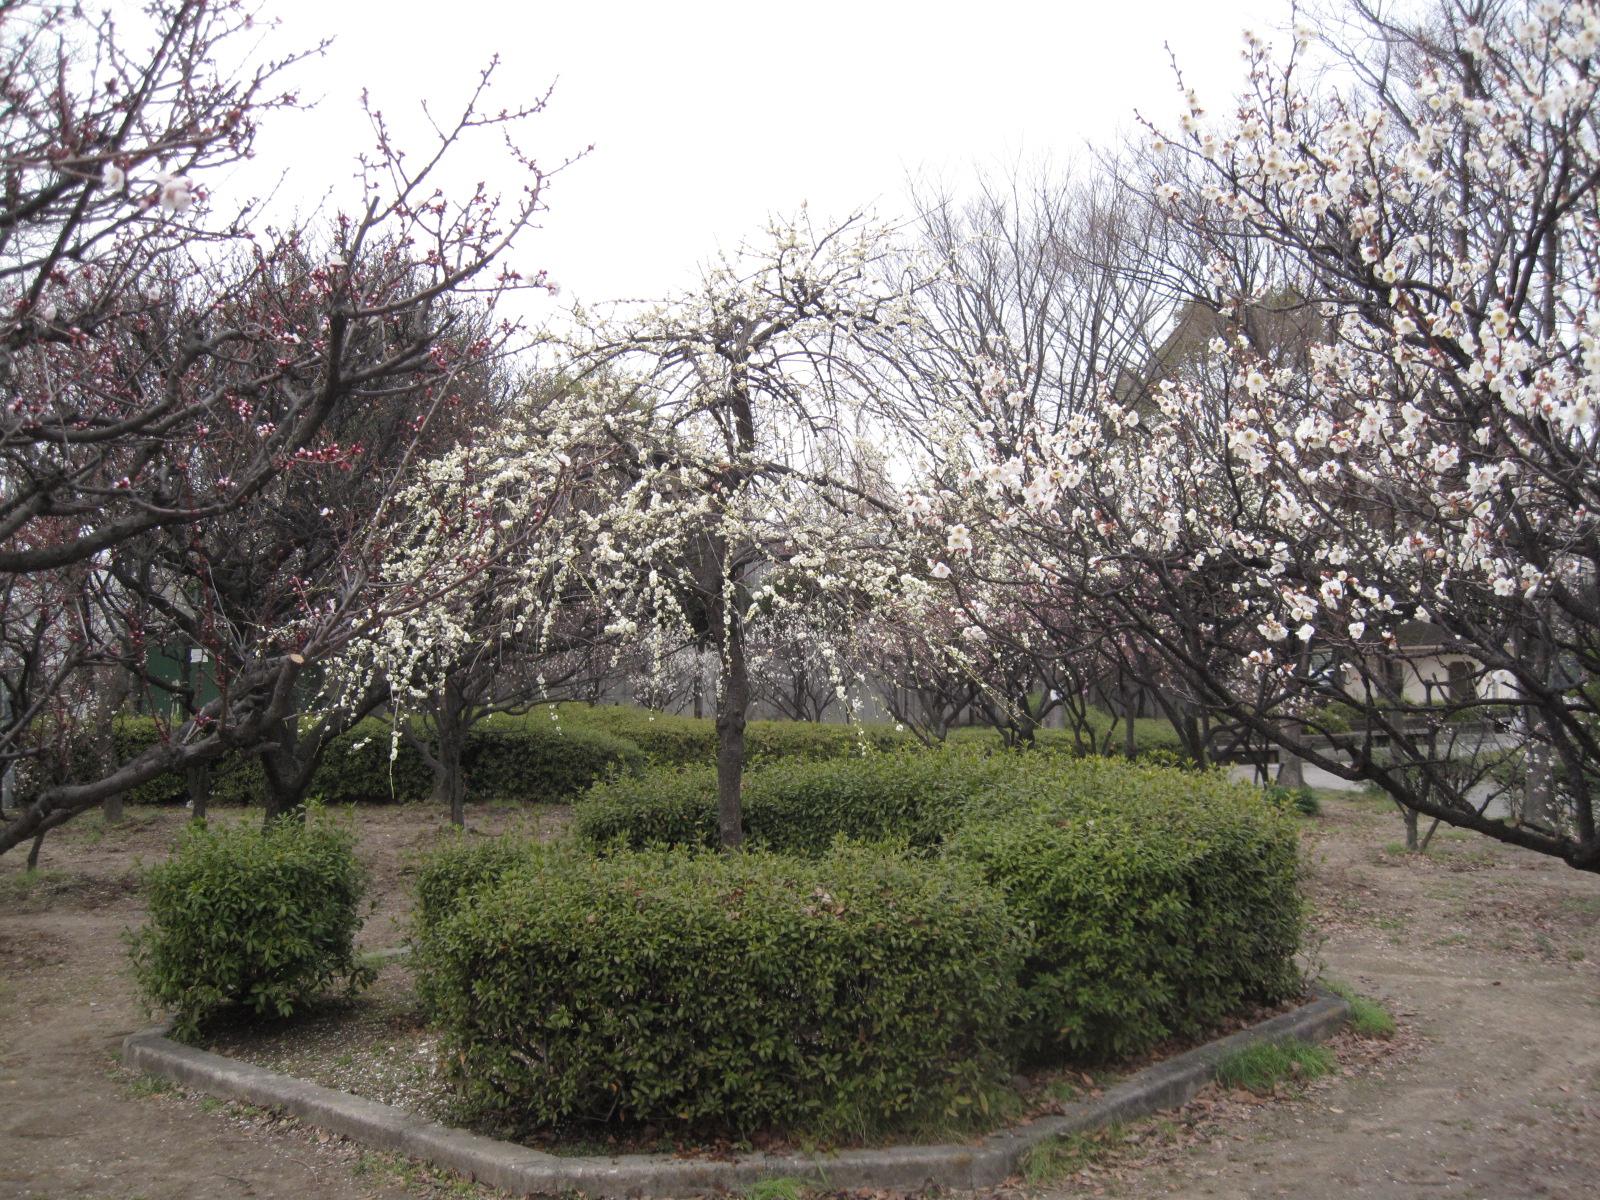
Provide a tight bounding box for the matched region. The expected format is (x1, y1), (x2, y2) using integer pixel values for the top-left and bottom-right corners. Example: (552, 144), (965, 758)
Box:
(1, 798), (1596, 1200)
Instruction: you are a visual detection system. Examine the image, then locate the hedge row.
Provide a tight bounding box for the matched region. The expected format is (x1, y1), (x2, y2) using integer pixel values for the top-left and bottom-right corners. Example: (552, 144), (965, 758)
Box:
(573, 750), (1304, 1061)
(943, 714), (1186, 759)
(553, 704), (910, 766)
(945, 760), (1304, 1059)
(574, 749), (1016, 854)
(111, 703), (1182, 811)
(415, 841), (1025, 1138)
(566, 704), (1185, 764)
(114, 714), (644, 807)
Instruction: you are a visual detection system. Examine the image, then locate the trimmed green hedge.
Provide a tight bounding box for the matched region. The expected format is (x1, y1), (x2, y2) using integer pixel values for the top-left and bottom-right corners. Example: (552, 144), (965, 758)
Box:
(112, 714), (644, 808)
(554, 705), (909, 766)
(574, 748), (1011, 854)
(550, 706), (715, 765)
(944, 711), (1187, 760)
(947, 759), (1304, 1061)
(420, 842), (1025, 1138)
(458, 714), (646, 803)
(411, 834), (551, 1020)
(575, 750), (1304, 1063)
(572, 765), (721, 849)
(128, 815), (374, 1039)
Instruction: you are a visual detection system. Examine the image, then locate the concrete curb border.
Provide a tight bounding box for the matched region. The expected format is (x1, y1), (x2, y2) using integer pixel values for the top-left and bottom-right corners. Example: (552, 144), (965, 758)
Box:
(123, 990), (1350, 1197)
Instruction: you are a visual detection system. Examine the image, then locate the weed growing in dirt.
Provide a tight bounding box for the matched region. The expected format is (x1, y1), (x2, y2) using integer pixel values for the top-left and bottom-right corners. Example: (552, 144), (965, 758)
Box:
(1323, 983), (1398, 1039)
(1214, 1040), (1335, 1094)
(1351, 998), (1397, 1038)
(58, 809), (159, 847)
(349, 1149), (482, 1196)
(1021, 1124), (1126, 1186)
(125, 1073), (177, 1099)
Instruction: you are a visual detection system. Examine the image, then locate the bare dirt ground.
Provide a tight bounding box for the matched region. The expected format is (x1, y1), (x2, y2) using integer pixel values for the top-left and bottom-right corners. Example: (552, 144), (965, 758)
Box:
(1, 793), (1596, 1200)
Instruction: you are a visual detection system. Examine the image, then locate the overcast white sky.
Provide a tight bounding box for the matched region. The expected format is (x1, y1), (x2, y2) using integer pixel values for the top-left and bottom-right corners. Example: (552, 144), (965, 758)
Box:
(210, 0), (1286, 312)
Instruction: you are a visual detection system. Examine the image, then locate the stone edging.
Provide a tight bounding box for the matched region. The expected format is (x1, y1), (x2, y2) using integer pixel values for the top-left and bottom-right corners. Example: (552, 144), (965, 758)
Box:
(123, 990), (1350, 1197)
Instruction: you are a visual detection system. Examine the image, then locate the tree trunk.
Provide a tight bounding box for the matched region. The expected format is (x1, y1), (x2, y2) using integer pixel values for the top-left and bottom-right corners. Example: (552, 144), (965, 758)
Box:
(92, 666), (132, 824)
(1520, 628), (1557, 831)
(1403, 804), (1421, 852)
(261, 713), (310, 825)
(429, 683), (469, 827)
(1524, 743), (1555, 831)
(1276, 751), (1306, 789)
(186, 762), (210, 823)
(714, 613), (748, 850)
(432, 729), (467, 832)
(1276, 721), (1306, 789)
(1012, 695), (1039, 749)
(429, 753), (466, 827)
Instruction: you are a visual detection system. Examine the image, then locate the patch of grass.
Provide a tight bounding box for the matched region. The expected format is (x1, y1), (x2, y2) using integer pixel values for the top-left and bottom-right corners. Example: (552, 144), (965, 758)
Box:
(348, 1149), (482, 1196)
(1561, 895), (1600, 916)
(1322, 980), (1397, 1037)
(1020, 1124), (1126, 1186)
(746, 1178), (810, 1200)
(126, 1073), (178, 1099)
(1214, 1039), (1335, 1094)
(1045, 1077), (1085, 1104)
(0, 867), (70, 902)
(1346, 997), (1397, 1038)
(58, 807), (160, 846)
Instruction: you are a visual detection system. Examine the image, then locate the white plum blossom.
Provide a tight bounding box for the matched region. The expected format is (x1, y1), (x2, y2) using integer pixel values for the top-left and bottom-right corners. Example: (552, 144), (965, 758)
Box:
(157, 174), (194, 213)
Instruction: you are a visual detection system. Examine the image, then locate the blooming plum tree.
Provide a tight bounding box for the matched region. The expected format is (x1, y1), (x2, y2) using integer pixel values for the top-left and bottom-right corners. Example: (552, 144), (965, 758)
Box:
(925, 0), (1600, 872)
(0, 0), (569, 855)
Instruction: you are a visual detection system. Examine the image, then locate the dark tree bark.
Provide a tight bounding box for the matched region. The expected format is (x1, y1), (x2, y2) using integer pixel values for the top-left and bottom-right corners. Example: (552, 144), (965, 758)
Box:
(424, 678), (471, 827)
(714, 603), (748, 850)
(260, 713), (310, 826)
(186, 762), (210, 823)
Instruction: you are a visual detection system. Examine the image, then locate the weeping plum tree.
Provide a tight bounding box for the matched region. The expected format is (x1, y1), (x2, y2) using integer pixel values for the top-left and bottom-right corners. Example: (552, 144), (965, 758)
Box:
(341, 376), (628, 827)
(364, 213), (944, 848)
(561, 213), (948, 847)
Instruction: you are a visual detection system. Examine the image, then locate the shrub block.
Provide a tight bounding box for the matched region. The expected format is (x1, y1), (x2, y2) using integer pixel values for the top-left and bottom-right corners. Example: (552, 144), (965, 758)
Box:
(421, 843), (1026, 1138)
